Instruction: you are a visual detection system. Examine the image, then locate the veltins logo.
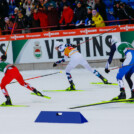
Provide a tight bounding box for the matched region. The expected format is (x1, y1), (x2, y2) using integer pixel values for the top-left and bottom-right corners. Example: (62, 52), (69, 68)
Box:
(33, 41), (42, 59)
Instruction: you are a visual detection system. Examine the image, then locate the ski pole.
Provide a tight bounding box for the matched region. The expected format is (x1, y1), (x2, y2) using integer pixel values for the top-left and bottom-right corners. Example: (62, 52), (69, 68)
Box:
(5, 2), (22, 55)
(5, 21), (17, 55)
(110, 64), (134, 71)
(10, 71), (62, 84)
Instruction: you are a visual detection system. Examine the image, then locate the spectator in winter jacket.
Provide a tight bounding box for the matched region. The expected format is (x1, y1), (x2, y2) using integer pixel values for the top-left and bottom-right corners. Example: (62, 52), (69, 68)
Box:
(23, 0), (35, 27)
(4, 17), (14, 30)
(33, 8), (48, 31)
(119, 2), (133, 25)
(73, 1), (87, 26)
(47, 4), (59, 30)
(59, 4), (74, 25)
(11, 7), (19, 22)
(4, 17), (17, 34)
(113, 1), (120, 18)
(92, 10), (105, 27)
(113, 1), (132, 25)
(23, 0), (34, 17)
(94, 0), (107, 23)
(84, 6), (93, 26)
(16, 11), (27, 32)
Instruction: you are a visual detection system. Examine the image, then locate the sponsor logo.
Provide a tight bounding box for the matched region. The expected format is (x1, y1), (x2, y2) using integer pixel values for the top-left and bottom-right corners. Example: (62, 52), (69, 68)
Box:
(99, 28), (115, 32)
(11, 35), (25, 40)
(119, 25), (134, 31)
(0, 37), (6, 40)
(43, 32), (60, 37)
(26, 34), (41, 38)
(63, 31), (76, 35)
(80, 29), (97, 34)
(33, 41), (42, 59)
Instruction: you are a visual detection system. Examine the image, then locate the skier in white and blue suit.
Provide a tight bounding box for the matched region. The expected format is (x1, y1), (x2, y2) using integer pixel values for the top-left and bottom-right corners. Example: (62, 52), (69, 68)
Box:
(105, 37), (134, 100)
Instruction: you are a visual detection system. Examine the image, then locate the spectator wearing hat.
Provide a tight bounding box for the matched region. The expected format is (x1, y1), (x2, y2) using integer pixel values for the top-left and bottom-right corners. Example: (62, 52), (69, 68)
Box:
(11, 7), (19, 22)
(94, 0), (107, 23)
(16, 11), (27, 33)
(92, 10), (105, 27)
(84, 6), (93, 26)
(59, 4), (74, 26)
(73, 1), (87, 26)
(44, 0), (56, 9)
(46, 3), (59, 30)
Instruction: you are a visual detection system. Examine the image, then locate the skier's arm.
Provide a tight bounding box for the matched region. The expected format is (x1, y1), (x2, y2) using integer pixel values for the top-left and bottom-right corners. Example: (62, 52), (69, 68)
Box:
(53, 56), (68, 67)
(105, 44), (116, 73)
(65, 44), (77, 48)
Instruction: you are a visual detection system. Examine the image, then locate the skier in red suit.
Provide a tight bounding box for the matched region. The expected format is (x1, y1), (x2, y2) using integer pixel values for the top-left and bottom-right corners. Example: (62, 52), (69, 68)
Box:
(0, 55), (44, 106)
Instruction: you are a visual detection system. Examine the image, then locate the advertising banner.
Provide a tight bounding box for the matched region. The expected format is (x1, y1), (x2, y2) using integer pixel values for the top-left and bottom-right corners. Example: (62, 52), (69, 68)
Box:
(12, 32), (121, 64)
(1, 24), (134, 64)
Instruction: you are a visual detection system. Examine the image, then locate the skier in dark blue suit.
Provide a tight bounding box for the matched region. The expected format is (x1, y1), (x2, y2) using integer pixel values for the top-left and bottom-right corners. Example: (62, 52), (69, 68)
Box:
(105, 37), (134, 100)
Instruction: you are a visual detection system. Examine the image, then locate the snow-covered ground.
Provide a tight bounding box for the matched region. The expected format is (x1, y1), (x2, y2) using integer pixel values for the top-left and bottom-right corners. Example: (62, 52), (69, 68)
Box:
(0, 68), (134, 134)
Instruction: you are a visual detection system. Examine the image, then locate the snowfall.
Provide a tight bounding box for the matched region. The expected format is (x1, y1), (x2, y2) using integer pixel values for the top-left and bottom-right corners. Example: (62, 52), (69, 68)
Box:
(0, 68), (134, 134)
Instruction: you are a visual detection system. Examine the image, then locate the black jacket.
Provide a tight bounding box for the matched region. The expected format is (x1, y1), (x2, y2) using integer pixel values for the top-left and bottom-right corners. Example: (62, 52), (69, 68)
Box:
(73, 6), (87, 22)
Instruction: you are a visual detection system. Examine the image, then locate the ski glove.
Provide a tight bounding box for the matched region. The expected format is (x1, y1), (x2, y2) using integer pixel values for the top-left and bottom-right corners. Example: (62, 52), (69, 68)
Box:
(53, 63), (57, 67)
(105, 68), (110, 73)
(1, 54), (7, 61)
(120, 58), (125, 62)
(71, 44), (77, 48)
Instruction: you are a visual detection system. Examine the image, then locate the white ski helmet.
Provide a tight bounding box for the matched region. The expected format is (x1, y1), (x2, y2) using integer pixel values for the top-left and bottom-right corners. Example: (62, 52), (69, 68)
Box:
(54, 41), (63, 49)
(109, 37), (118, 45)
(54, 41), (65, 52)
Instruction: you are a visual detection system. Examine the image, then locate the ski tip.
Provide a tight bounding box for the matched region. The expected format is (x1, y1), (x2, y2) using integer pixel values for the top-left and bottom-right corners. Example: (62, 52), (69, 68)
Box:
(0, 105), (29, 107)
(90, 82), (118, 85)
(44, 96), (51, 99)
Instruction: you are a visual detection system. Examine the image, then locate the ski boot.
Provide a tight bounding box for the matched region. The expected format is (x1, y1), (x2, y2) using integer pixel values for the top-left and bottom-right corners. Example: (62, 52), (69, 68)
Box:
(112, 89), (126, 100)
(66, 82), (76, 91)
(99, 75), (109, 84)
(102, 78), (109, 84)
(1, 96), (12, 105)
(33, 89), (43, 97)
(94, 70), (109, 84)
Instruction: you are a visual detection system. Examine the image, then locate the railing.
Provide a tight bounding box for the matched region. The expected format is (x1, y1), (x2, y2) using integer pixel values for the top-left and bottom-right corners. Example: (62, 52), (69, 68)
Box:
(1, 18), (134, 35)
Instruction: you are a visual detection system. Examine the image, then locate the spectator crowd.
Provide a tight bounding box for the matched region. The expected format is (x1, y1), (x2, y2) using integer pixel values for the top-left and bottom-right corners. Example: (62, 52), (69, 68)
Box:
(0, 0), (134, 35)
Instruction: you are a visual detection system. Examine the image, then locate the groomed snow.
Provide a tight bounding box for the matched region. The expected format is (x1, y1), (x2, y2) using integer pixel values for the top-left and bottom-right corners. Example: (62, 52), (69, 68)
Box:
(0, 68), (134, 134)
